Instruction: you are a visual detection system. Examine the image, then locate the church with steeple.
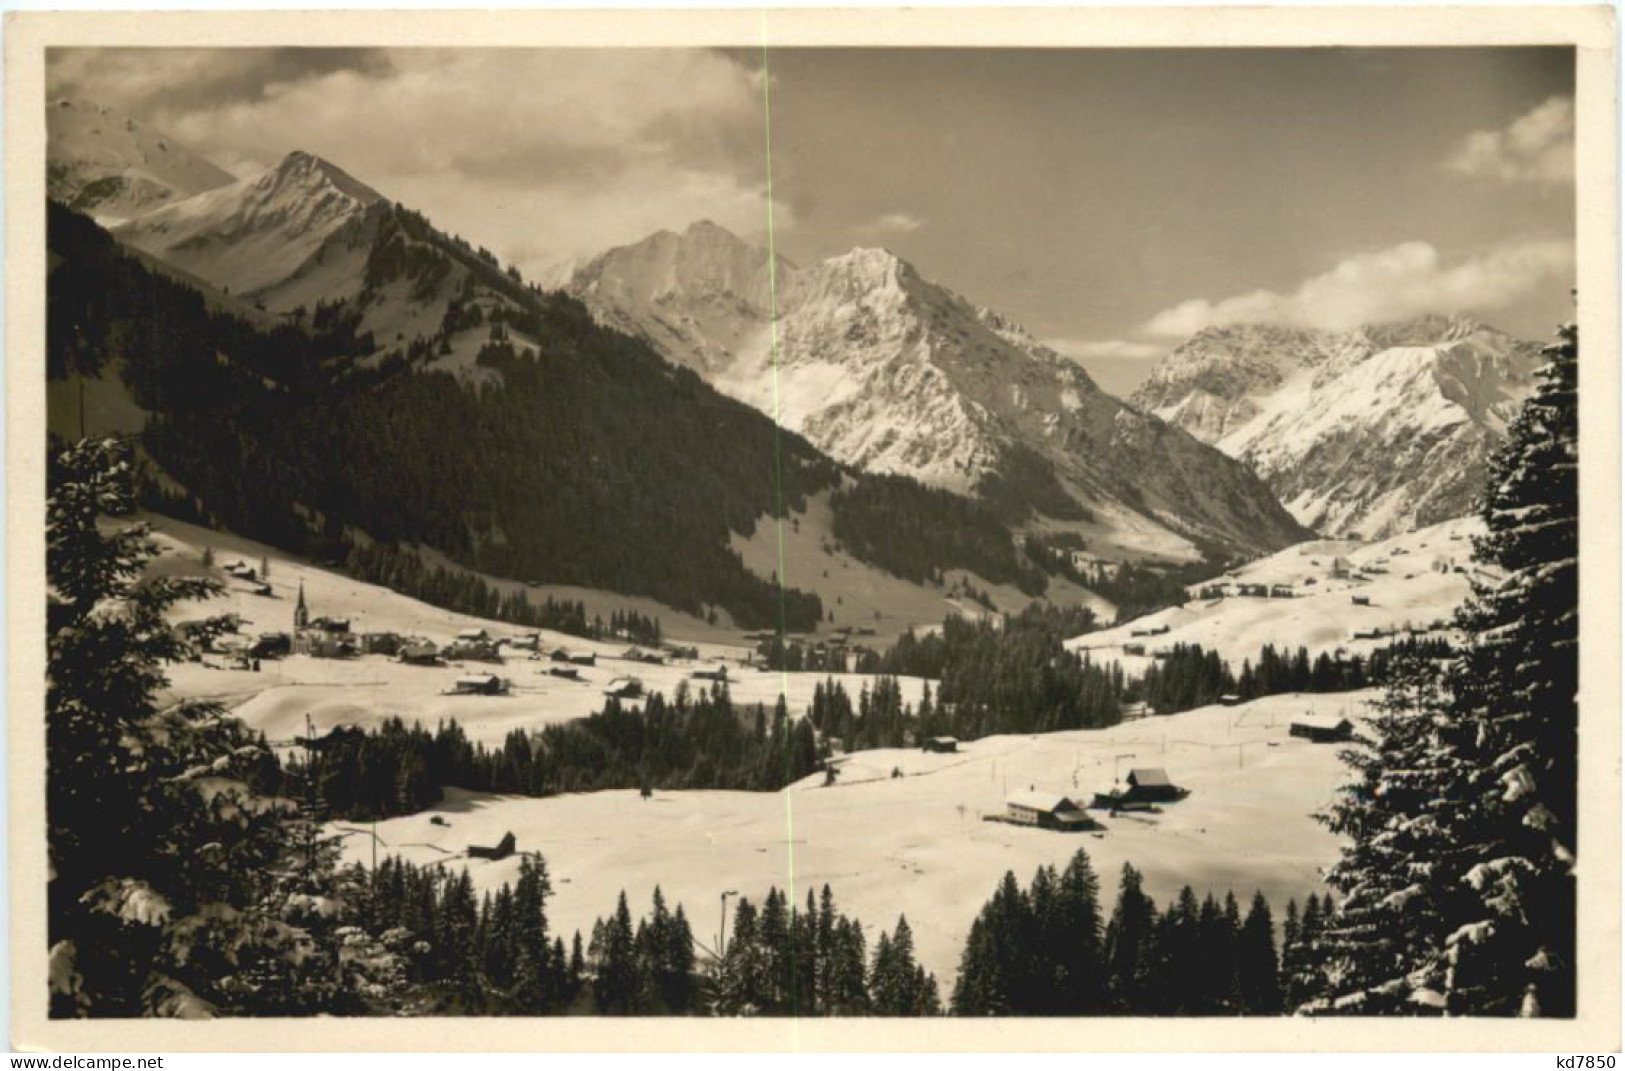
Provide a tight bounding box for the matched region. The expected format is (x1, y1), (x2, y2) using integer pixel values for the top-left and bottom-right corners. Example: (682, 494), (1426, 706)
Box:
(294, 580), (309, 631)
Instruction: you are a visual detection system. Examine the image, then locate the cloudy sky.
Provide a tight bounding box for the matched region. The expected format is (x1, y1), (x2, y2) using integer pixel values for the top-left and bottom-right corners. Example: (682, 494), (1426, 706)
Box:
(49, 46), (1574, 393)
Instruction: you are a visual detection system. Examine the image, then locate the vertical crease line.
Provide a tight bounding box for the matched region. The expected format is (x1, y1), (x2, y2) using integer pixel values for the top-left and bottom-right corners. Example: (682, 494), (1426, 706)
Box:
(759, 10), (803, 1033)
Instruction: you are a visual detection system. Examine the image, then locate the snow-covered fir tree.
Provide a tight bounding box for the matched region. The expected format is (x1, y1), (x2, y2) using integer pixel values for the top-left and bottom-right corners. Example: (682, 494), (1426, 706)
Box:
(1430, 321), (1578, 1016)
(1307, 318), (1579, 1017)
(46, 438), (311, 1017)
(1312, 650), (1463, 1014)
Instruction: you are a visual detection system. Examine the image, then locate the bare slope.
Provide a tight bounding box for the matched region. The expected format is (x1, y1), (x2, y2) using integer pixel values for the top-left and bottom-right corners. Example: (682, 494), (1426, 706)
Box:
(1068, 516), (1485, 673)
(729, 488), (1116, 641)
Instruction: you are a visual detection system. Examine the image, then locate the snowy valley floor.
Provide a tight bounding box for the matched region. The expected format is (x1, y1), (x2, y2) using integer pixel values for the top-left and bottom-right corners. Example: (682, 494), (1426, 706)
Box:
(146, 513), (1428, 989)
(330, 691), (1369, 987)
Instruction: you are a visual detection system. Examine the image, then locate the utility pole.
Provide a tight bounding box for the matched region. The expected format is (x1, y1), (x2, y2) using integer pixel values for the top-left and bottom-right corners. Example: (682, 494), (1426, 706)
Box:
(719, 889), (738, 960)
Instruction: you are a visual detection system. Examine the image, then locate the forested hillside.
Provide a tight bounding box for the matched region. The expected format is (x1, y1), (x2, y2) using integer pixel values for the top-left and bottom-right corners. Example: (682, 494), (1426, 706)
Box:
(48, 202), (1067, 630)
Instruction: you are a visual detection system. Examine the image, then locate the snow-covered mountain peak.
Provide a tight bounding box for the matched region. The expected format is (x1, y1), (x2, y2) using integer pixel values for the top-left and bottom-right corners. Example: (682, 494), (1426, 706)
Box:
(47, 98), (235, 222)
(567, 220), (788, 375)
(815, 246), (919, 291)
(1134, 315), (1543, 537)
(267, 150), (385, 207)
(570, 222), (1311, 558)
(111, 150), (386, 299)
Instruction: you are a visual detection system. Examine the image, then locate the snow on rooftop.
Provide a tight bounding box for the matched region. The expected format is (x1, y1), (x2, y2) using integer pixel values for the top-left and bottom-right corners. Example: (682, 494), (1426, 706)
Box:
(1006, 788), (1077, 813)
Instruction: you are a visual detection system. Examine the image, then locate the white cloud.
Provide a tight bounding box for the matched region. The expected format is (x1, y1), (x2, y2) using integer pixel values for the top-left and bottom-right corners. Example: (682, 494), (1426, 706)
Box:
(1045, 338), (1165, 361)
(864, 212), (925, 235)
(1142, 238), (1575, 337)
(56, 49), (777, 271)
(1447, 96), (1575, 185)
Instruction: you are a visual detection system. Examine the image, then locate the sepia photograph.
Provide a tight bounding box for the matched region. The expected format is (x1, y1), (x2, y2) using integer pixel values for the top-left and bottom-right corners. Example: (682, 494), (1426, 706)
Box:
(5, 5), (1619, 1054)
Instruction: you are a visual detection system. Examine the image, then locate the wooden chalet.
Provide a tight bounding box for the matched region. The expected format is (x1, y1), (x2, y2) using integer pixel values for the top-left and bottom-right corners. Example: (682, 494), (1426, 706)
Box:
(397, 640), (440, 665)
(249, 632), (292, 659)
(295, 631), (358, 658)
(1351, 595), (1372, 606)
(443, 639), (501, 662)
(547, 667), (581, 681)
(1124, 768), (1184, 804)
(451, 673), (508, 696)
(920, 736), (958, 754)
(691, 665), (730, 682)
(569, 652), (597, 667)
(468, 832), (517, 861)
(1004, 789), (1100, 832)
(361, 632), (405, 656)
(1290, 714), (1354, 743)
(604, 677), (644, 699)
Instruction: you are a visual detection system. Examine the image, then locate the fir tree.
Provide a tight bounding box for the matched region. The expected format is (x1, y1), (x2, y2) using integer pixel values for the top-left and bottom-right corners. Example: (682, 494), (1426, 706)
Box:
(1103, 864), (1157, 1013)
(1236, 892), (1283, 1014)
(46, 439), (304, 1018)
(870, 916), (937, 1015)
(1313, 649), (1457, 1013)
(1281, 892), (1325, 1010)
(1052, 849), (1108, 1012)
(1431, 321), (1579, 1016)
(508, 854), (557, 1013)
(591, 892), (638, 1014)
(1307, 319), (1579, 1017)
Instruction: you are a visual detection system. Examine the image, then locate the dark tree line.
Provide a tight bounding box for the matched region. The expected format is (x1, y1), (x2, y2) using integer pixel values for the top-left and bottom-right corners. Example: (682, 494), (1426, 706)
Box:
(284, 685), (827, 821)
(953, 851), (1293, 1017)
(342, 539), (661, 645)
(829, 475), (1050, 596)
(582, 889), (697, 1015)
(975, 442), (1095, 524)
(1130, 637), (1452, 715)
(288, 626), (1456, 825)
(808, 676), (924, 752)
(712, 886), (937, 1016)
(855, 606), (1126, 738)
(1087, 559), (1229, 625)
(354, 854), (577, 1014)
